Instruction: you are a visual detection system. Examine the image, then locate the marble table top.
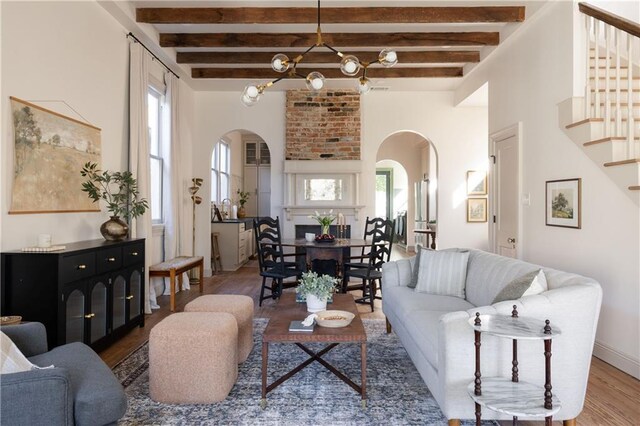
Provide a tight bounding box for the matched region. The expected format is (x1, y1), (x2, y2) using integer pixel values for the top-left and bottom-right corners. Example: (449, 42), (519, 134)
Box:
(468, 314), (561, 340)
(467, 378), (561, 418)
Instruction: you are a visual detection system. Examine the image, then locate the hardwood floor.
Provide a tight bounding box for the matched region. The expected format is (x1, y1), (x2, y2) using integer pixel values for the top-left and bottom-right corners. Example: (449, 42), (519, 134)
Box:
(99, 257), (640, 426)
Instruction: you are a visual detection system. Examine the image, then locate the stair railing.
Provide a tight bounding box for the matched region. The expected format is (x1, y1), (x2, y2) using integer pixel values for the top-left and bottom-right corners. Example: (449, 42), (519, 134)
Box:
(580, 2), (639, 159)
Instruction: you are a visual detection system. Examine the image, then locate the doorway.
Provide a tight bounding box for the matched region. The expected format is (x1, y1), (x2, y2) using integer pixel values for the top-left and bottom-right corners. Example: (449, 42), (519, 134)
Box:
(489, 124), (522, 258)
(375, 169), (392, 219)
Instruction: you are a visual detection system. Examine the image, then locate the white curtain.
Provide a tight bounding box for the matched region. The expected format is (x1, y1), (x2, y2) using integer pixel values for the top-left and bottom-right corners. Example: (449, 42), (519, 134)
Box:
(129, 42), (157, 314)
(162, 72), (190, 293)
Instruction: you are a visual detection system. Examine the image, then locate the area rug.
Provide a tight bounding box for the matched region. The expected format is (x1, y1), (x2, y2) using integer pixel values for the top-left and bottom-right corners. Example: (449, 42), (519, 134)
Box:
(113, 319), (494, 425)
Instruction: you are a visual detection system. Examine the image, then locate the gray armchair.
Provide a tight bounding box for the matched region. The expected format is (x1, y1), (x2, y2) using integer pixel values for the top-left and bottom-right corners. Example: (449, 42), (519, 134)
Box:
(1, 323), (127, 426)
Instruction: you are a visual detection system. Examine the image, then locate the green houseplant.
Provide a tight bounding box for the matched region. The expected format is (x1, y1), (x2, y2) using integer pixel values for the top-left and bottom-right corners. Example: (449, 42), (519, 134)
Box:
(80, 162), (149, 241)
(236, 189), (250, 218)
(296, 271), (339, 312)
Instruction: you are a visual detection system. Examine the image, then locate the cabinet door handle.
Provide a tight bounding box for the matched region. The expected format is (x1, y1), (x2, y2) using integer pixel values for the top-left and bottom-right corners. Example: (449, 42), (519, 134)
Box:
(131, 252), (139, 256)
(126, 295), (134, 300)
(77, 264), (87, 270)
(84, 313), (95, 319)
(107, 257), (116, 262)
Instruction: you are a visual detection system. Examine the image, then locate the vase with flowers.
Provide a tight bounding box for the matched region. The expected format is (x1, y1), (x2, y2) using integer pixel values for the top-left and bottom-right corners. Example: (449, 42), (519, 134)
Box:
(308, 210), (336, 237)
(236, 189), (250, 218)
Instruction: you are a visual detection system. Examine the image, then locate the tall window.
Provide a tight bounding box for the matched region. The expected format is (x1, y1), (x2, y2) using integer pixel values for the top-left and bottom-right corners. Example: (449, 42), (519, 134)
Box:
(148, 88), (164, 223)
(211, 140), (230, 204)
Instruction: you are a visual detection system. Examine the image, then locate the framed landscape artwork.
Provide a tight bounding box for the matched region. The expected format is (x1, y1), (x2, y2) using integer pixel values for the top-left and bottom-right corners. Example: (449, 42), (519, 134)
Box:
(9, 97), (101, 214)
(467, 198), (487, 222)
(467, 170), (487, 195)
(546, 178), (581, 229)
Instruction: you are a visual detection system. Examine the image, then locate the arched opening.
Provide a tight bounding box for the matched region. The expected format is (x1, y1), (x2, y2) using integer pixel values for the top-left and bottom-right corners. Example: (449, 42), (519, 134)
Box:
(376, 131), (438, 251)
(211, 129), (271, 218)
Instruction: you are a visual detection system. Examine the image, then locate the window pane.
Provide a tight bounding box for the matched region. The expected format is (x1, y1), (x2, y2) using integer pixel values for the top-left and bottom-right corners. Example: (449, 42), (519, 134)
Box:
(148, 92), (160, 156)
(304, 178), (343, 201)
(211, 144), (218, 171)
(220, 173), (229, 201)
(220, 143), (229, 173)
(211, 170), (218, 203)
(150, 158), (162, 221)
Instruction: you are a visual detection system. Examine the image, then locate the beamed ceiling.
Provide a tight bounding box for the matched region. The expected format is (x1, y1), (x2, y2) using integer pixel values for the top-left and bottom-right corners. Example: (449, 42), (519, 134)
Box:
(133, 1), (533, 92)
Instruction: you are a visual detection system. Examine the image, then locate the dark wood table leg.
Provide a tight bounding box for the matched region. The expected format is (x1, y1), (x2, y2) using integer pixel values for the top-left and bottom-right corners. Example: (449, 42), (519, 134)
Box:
(261, 342), (268, 409)
(361, 342), (367, 408)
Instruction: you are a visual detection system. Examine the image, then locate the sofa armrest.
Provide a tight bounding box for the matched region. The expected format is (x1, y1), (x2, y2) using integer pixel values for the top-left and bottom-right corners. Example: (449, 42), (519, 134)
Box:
(381, 257), (415, 288)
(1, 322), (48, 356)
(1, 368), (73, 426)
(437, 283), (602, 421)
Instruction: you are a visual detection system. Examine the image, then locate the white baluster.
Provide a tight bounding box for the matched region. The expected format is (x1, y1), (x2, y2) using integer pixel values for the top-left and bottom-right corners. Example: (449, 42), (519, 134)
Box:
(604, 24), (611, 136)
(627, 34), (635, 158)
(615, 29), (622, 137)
(585, 15), (592, 119)
(594, 20), (601, 119)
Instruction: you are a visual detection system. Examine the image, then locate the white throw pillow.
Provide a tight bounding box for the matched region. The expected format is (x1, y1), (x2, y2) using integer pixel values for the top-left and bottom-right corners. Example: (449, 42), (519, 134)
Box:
(414, 249), (470, 299)
(1, 331), (36, 374)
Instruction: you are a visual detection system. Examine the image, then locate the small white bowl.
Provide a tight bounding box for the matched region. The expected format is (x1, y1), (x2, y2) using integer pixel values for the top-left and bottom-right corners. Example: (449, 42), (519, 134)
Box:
(305, 233), (315, 242)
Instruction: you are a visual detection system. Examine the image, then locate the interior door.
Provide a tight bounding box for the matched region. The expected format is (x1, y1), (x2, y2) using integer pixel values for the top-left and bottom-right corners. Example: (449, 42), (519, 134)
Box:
(493, 132), (519, 258)
(258, 166), (271, 217)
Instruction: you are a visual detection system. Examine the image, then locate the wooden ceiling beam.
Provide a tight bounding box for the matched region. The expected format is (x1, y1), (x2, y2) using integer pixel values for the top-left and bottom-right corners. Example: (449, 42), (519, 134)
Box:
(191, 67), (463, 79)
(161, 32), (499, 48)
(137, 7), (525, 24)
(177, 50), (480, 64)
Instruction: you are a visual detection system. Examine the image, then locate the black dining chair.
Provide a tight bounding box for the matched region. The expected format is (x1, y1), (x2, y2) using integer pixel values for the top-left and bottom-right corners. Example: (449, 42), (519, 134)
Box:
(343, 226), (394, 311)
(342, 217), (395, 292)
(253, 217), (304, 306)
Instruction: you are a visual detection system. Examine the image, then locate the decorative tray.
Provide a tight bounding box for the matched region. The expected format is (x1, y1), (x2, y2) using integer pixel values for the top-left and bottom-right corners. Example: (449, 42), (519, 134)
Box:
(315, 235), (336, 243)
(0, 316), (22, 326)
(315, 310), (355, 328)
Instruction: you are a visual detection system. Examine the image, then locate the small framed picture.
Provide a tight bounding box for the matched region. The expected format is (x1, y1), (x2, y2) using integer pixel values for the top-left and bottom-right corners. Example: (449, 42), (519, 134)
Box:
(546, 178), (581, 229)
(467, 198), (487, 223)
(467, 170), (487, 195)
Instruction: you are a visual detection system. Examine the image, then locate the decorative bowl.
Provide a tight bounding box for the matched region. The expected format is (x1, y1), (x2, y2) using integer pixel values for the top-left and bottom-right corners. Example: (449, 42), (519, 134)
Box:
(315, 234), (336, 243)
(1, 316), (22, 326)
(315, 310), (355, 328)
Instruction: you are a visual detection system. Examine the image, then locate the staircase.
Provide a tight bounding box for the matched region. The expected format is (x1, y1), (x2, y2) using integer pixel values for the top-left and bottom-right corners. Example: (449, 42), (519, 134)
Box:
(559, 3), (640, 205)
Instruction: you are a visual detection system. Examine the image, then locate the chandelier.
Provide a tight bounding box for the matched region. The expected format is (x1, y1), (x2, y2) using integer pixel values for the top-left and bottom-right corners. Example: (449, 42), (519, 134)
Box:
(241, 0), (398, 106)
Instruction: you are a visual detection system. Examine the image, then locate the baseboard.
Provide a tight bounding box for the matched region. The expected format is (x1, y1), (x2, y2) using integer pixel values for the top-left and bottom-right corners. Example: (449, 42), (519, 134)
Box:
(593, 341), (640, 379)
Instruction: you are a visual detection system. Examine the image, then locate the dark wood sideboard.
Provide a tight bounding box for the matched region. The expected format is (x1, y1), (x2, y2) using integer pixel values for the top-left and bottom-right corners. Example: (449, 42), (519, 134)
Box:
(1, 238), (145, 351)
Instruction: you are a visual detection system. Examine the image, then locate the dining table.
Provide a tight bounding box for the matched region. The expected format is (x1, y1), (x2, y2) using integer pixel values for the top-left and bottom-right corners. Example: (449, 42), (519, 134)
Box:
(280, 238), (370, 290)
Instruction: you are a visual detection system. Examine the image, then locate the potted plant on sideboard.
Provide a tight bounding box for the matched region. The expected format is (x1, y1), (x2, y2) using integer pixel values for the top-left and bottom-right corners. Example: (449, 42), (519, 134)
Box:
(296, 271), (339, 313)
(80, 162), (148, 241)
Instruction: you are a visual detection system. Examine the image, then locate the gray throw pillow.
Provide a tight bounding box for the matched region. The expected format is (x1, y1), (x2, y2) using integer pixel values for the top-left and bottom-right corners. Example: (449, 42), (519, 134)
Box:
(414, 250), (470, 299)
(492, 269), (548, 304)
(408, 247), (468, 289)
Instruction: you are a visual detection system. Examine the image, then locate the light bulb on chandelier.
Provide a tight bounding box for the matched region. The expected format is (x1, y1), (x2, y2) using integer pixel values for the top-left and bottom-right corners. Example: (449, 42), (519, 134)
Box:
(239, 0), (397, 104)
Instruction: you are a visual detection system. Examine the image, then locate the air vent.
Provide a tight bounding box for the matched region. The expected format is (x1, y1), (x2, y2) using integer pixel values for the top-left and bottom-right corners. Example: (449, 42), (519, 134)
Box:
(371, 87), (390, 91)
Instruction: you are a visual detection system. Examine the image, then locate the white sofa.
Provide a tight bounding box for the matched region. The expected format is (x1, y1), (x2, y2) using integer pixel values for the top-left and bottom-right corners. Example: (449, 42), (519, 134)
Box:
(381, 249), (602, 425)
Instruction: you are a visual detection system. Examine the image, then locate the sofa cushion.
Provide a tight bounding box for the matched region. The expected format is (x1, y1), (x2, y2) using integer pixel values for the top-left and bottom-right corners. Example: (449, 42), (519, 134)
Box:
(492, 269), (548, 304)
(465, 250), (541, 307)
(384, 286), (475, 324)
(415, 250), (469, 298)
(29, 342), (126, 426)
(404, 310), (446, 369)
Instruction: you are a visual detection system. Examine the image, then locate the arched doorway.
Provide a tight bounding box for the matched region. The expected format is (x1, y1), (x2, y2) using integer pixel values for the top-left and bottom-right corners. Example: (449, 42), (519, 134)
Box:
(212, 130), (271, 218)
(376, 131), (438, 251)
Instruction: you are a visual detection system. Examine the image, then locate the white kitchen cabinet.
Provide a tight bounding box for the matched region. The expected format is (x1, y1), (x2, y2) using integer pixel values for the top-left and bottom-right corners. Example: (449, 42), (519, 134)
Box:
(211, 220), (253, 271)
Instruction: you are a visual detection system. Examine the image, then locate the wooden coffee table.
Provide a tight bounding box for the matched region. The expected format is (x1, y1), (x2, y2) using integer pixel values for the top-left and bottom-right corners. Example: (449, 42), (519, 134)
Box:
(261, 293), (367, 409)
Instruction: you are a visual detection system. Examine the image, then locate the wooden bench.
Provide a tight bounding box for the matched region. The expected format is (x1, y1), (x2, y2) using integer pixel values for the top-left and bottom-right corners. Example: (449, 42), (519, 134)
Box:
(149, 256), (204, 312)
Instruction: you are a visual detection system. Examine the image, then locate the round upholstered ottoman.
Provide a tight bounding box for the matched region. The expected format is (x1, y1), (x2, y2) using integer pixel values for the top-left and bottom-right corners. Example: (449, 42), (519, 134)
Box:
(149, 312), (238, 404)
(184, 295), (254, 363)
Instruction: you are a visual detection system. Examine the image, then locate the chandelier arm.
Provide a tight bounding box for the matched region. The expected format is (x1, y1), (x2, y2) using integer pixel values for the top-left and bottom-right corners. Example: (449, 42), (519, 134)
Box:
(317, 0), (321, 28)
(293, 71), (308, 80)
(322, 43), (343, 59)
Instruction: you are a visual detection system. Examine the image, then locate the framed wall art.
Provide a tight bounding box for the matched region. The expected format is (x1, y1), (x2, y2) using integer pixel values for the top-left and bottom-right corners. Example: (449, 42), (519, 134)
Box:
(467, 198), (487, 223)
(467, 170), (487, 195)
(546, 178), (581, 229)
(9, 97), (101, 214)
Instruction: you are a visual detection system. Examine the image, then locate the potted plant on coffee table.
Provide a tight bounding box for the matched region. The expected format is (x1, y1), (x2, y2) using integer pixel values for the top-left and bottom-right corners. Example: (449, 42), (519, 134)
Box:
(80, 162), (149, 241)
(296, 271), (339, 313)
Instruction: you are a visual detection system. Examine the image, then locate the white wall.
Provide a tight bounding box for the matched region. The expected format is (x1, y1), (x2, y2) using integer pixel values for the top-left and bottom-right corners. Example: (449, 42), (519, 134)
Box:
(457, 1), (640, 377)
(362, 91), (489, 251)
(1, 1), (130, 250)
